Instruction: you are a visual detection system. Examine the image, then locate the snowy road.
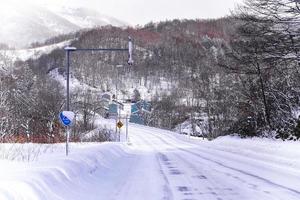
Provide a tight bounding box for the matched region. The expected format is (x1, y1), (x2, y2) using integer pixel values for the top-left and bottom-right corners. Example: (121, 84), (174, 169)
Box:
(1, 122), (300, 200)
(90, 123), (300, 200)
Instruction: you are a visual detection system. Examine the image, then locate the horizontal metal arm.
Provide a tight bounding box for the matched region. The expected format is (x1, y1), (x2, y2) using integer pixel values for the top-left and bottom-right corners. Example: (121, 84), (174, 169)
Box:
(64, 47), (129, 52)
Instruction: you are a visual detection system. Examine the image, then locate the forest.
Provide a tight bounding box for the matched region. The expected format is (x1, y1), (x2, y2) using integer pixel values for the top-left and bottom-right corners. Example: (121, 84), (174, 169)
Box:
(0, 0), (299, 142)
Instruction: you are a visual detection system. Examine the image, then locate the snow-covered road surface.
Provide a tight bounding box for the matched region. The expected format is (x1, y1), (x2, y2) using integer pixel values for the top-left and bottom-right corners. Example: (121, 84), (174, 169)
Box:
(125, 124), (300, 200)
(1, 122), (300, 200)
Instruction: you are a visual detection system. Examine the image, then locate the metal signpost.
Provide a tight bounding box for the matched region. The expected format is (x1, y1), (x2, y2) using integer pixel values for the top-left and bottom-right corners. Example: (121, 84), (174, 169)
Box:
(117, 120), (123, 142)
(115, 115), (130, 143)
(126, 115), (129, 142)
(63, 37), (133, 156)
(59, 111), (75, 156)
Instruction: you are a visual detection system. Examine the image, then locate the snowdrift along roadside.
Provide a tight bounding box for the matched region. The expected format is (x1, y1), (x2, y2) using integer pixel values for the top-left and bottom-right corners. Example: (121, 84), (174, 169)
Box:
(0, 122), (300, 200)
(0, 142), (129, 200)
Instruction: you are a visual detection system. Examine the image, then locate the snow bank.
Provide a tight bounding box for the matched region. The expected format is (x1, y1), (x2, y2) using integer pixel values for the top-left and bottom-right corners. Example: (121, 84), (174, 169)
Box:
(170, 128), (300, 172)
(0, 142), (128, 200)
(210, 135), (300, 170)
(0, 143), (57, 162)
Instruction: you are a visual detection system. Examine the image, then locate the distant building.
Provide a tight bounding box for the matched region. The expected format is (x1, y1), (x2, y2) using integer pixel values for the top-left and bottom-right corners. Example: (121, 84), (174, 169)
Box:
(107, 100), (124, 119)
(108, 104), (118, 119)
(129, 100), (151, 125)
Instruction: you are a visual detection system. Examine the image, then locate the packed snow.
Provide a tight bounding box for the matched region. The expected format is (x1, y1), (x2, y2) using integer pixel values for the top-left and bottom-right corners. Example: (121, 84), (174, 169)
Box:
(0, 117), (300, 200)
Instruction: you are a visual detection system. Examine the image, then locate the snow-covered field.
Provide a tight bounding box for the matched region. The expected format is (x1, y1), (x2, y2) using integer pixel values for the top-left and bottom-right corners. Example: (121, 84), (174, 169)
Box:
(0, 119), (300, 200)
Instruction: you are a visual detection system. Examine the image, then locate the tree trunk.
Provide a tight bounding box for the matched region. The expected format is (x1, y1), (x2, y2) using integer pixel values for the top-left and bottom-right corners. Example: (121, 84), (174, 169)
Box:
(256, 62), (271, 128)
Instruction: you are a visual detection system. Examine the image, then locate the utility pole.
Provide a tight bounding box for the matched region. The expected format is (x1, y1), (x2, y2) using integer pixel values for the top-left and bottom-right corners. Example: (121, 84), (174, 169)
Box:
(64, 47), (76, 156)
(63, 38), (133, 156)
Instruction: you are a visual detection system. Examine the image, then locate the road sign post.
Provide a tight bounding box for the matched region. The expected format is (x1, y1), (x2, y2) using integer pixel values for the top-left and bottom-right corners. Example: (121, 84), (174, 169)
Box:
(117, 120), (123, 142)
(115, 117), (118, 141)
(126, 115), (129, 142)
(59, 111), (75, 156)
(119, 125), (121, 142)
(66, 127), (70, 156)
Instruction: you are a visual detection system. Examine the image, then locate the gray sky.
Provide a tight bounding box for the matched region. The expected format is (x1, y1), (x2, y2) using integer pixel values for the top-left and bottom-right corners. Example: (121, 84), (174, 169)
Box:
(3, 0), (243, 25)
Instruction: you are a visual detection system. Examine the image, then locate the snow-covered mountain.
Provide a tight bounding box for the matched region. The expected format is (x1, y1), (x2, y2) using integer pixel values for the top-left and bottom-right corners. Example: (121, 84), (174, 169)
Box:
(0, 2), (128, 48)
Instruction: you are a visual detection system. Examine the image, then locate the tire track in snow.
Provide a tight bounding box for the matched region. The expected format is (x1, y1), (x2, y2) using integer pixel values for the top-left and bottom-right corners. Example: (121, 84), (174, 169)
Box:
(141, 129), (300, 198)
(130, 131), (174, 200)
(155, 154), (174, 200)
(130, 127), (226, 200)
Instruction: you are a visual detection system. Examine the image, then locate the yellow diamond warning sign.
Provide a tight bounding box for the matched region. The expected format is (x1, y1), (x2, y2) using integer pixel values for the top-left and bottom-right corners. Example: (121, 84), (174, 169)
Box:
(117, 121), (123, 129)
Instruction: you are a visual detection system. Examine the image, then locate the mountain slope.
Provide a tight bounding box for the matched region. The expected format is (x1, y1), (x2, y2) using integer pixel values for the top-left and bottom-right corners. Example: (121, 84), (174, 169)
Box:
(0, 3), (127, 48)
(50, 6), (127, 29)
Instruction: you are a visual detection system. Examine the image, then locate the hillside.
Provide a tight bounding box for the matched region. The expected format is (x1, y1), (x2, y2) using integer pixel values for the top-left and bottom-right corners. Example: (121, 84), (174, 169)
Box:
(3, 14), (300, 142)
(0, 3), (127, 48)
(20, 18), (235, 136)
(1, 1), (300, 200)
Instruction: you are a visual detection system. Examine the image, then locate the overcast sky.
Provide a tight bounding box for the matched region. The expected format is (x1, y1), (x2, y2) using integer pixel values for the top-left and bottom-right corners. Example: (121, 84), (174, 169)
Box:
(3, 0), (243, 25)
